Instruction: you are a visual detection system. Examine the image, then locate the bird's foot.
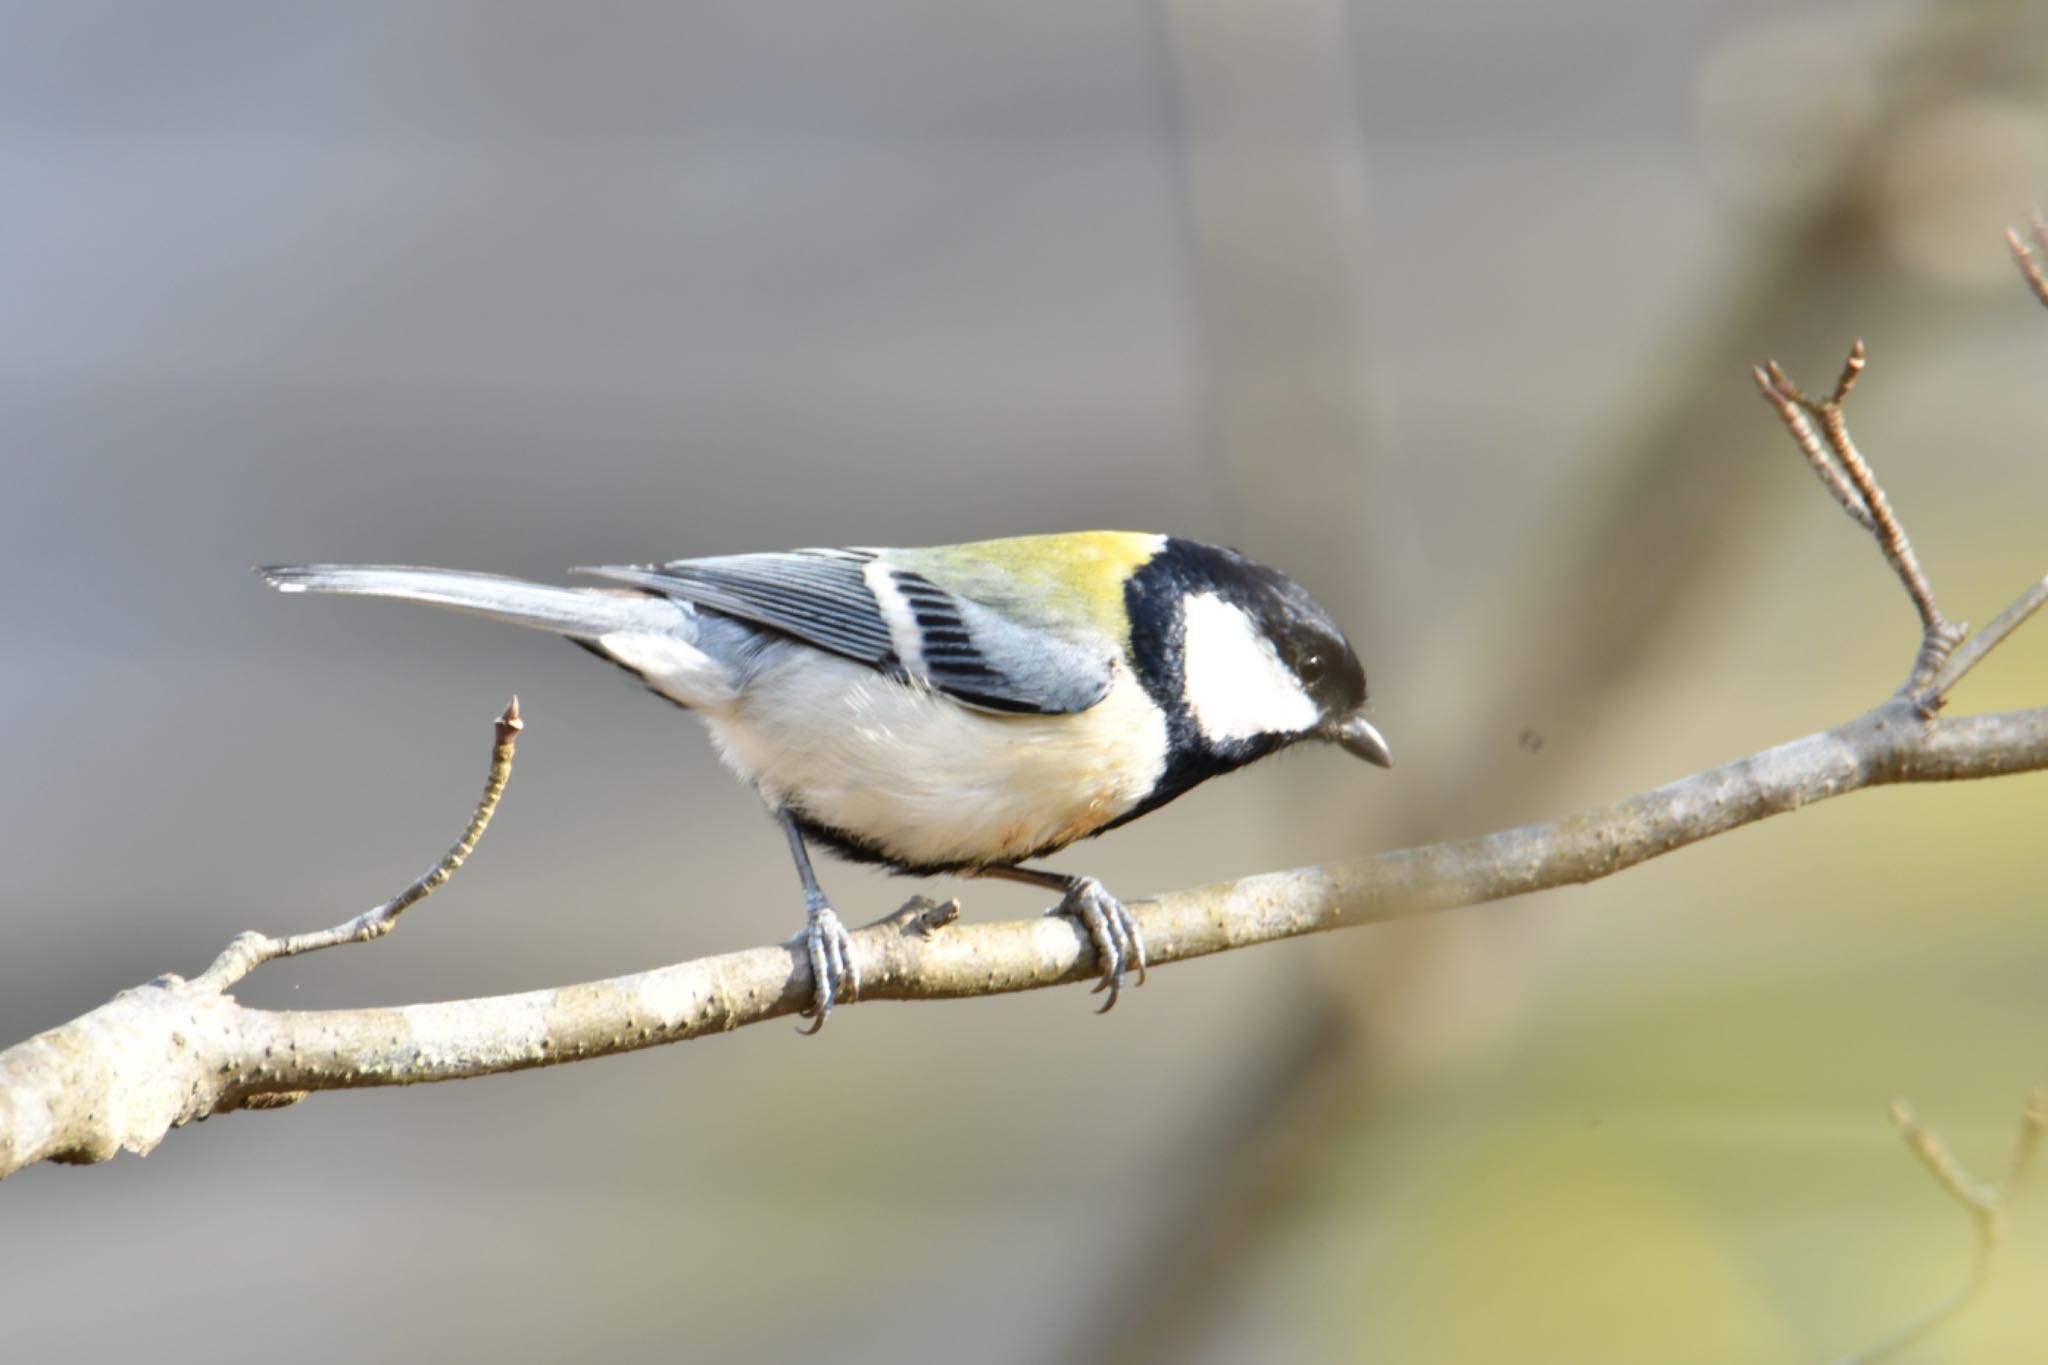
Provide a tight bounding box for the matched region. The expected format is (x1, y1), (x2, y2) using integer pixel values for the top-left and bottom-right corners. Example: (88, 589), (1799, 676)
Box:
(796, 898), (859, 1035)
(1053, 875), (1148, 1012)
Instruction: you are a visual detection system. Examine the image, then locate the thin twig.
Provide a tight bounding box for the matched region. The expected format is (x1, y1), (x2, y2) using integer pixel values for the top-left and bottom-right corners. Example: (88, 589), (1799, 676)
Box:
(1754, 345), (1965, 694)
(1831, 1093), (2047, 1365)
(1831, 341), (1866, 403)
(192, 697), (522, 992)
(2008, 215), (2048, 309)
(1928, 574), (2048, 700)
(1753, 362), (1876, 530)
(2002, 1091), (2045, 1188)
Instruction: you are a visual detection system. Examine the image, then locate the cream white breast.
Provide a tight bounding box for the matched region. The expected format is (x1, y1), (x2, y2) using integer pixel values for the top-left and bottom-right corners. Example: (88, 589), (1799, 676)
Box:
(694, 648), (1169, 870)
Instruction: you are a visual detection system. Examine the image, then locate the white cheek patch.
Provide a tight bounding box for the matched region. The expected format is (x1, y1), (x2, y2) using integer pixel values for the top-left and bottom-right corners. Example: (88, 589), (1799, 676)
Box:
(1179, 592), (1319, 743)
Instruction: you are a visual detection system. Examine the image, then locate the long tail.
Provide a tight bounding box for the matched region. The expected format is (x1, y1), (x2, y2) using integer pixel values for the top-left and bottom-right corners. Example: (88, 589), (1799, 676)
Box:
(257, 565), (691, 639)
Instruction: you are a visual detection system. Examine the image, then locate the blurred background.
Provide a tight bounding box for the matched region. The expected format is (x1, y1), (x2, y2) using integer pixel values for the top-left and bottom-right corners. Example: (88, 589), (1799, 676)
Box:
(5, 2), (2048, 1360)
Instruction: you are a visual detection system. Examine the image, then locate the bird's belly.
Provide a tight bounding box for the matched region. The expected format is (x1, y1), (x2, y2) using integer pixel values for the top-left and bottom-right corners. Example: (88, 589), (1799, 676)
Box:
(701, 653), (1169, 871)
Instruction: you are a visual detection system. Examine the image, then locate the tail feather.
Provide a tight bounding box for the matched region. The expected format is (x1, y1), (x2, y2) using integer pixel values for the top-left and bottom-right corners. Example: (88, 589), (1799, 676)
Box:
(257, 565), (691, 640)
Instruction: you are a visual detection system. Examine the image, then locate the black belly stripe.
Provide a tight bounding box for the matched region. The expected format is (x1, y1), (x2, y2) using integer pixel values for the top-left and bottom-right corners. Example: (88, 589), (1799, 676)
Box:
(786, 809), (1098, 877)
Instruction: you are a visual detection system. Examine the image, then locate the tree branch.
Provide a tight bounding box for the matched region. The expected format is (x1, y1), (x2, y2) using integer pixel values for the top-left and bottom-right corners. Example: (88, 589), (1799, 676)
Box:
(5, 681), (2047, 1178)
(8, 235), (2048, 1185)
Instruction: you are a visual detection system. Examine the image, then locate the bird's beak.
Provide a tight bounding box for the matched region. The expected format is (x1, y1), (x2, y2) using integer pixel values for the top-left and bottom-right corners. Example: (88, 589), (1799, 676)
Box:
(1332, 713), (1393, 768)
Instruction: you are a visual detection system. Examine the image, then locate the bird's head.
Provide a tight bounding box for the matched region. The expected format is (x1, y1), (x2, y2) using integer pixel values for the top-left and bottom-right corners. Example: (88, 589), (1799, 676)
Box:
(1131, 539), (1392, 771)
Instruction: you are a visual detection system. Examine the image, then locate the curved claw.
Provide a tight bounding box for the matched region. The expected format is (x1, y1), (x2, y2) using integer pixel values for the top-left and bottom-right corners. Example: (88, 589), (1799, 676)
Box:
(796, 902), (859, 1034)
(1056, 876), (1147, 1012)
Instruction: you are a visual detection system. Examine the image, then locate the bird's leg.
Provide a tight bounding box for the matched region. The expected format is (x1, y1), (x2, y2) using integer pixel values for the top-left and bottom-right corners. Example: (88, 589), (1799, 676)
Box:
(777, 809), (858, 1033)
(978, 865), (1148, 1012)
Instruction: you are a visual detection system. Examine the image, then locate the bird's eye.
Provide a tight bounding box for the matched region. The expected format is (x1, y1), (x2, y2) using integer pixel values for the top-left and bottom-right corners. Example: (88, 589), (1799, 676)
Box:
(1300, 653), (1326, 683)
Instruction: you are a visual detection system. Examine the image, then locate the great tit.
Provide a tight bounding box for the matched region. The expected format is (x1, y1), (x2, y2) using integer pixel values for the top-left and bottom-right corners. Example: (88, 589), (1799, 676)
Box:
(261, 532), (1391, 1028)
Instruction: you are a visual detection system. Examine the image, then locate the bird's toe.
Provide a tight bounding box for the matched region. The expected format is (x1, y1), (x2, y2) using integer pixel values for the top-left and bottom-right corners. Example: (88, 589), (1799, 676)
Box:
(796, 902), (859, 1034)
(1055, 876), (1147, 1012)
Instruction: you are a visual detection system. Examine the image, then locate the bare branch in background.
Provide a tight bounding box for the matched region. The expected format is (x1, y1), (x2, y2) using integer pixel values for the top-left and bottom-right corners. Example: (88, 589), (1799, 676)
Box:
(1832, 1093), (2046, 1365)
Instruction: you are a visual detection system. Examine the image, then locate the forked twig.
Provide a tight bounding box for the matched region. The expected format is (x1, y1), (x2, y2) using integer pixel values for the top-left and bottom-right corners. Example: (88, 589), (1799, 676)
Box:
(1753, 345), (1968, 699)
(1831, 1093), (2047, 1365)
(1752, 357), (1876, 531)
(192, 697), (523, 992)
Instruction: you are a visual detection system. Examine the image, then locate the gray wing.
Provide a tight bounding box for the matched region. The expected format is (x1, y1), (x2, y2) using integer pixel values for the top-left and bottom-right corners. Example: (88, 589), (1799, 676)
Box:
(578, 549), (1113, 715)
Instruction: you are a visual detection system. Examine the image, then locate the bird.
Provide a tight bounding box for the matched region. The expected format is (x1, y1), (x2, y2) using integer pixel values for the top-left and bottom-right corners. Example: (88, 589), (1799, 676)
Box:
(259, 532), (1391, 1029)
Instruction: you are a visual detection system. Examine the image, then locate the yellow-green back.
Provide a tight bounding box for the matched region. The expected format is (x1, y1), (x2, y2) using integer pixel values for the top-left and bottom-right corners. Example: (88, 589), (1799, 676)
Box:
(892, 532), (1166, 647)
